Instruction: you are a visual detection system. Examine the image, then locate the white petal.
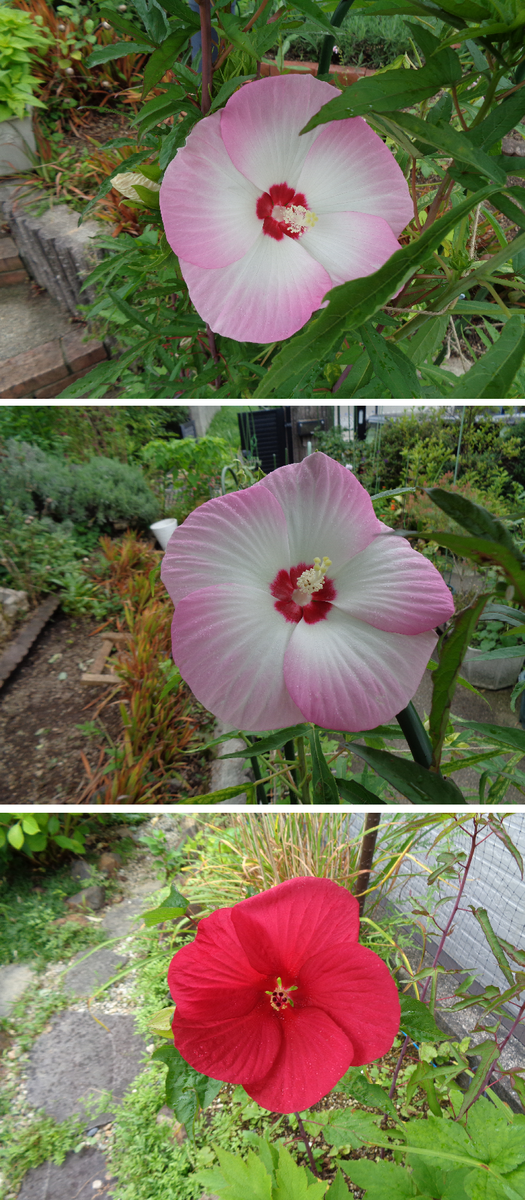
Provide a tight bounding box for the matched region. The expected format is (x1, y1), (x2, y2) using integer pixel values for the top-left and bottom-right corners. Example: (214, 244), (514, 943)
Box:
(303, 211), (402, 286)
(332, 534), (454, 633)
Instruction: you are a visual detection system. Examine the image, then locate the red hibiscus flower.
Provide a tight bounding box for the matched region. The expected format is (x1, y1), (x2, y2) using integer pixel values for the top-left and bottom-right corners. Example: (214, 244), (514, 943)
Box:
(168, 877), (400, 1113)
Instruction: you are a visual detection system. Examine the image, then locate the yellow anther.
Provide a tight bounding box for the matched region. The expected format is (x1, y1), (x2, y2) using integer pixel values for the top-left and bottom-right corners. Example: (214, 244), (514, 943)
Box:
(296, 556), (332, 596)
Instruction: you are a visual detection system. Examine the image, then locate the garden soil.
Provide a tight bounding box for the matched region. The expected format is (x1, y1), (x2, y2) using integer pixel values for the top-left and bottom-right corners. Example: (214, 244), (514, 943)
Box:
(0, 610), (210, 804)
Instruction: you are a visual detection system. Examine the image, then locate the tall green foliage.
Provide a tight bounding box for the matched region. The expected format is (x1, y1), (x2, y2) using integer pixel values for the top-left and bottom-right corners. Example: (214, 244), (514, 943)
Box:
(53, 0), (525, 398)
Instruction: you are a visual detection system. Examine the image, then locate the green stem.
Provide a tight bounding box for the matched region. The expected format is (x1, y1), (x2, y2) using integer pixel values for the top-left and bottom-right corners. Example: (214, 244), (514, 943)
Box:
(245, 736), (270, 805)
(283, 738), (299, 804)
(296, 735), (311, 805)
(317, 0), (355, 76)
(395, 701), (433, 769)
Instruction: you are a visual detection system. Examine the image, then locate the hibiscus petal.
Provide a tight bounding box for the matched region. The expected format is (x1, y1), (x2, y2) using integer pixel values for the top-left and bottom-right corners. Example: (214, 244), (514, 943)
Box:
(171, 584), (304, 731)
(168, 908), (267, 1020)
(297, 117), (413, 236)
(303, 210), (402, 287)
(247, 1007), (353, 1113)
(161, 486), (290, 606)
(172, 1004), (282, 1085)
(259, 453), (382, 570)
(232, 877), (359, 976)
(299, 943), (400, 1065)
(220, 74), (335, 194)
(180, 232), (331, 342)
(333, 533), (454, 633)
(159, 111), (261, 269)
(284, 607), (437, 730)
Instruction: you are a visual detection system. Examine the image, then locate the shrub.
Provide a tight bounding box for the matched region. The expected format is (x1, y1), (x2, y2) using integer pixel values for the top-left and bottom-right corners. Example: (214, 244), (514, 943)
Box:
(0, 440), (159, 530)
(0, 6), (49, 121)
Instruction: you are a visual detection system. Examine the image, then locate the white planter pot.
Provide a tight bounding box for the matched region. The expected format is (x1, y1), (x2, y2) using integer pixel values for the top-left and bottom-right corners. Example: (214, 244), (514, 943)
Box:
(461, 646), (524, 690)
(150, 518), (178, 550)
(0, 111), (36, 176)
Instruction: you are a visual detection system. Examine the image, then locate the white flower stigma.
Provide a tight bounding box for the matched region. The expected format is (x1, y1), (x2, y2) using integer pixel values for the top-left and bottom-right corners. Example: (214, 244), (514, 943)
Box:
(272, 204), (318, 233)
(296, 556), (332, 596)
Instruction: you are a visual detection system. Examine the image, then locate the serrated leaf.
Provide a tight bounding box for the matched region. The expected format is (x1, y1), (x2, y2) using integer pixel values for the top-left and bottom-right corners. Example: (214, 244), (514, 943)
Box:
(301, 49), (462, 129)
(214, 1145), (273, 1200)
(359, 323), (422, 398)
(425, 490), (523, 558)
(210, 75), (256, 111)
(142, 29), (194, 97)
(422, 533), (525, 605)
(274, 1144), (326, 1200)
(399, 995), (450, 1044)
(100, 8), (156, 43)
(309, 1108), (386, 1149)
(341, 1158), (417, 1198)
(142, 885), (189, 926)
(350, 744), (466, 805)
(254, 186), (496, 399)
(335, 1067), (398, 1117)
(391, 112), (506, 185)
(325, 1170), (352, 1200)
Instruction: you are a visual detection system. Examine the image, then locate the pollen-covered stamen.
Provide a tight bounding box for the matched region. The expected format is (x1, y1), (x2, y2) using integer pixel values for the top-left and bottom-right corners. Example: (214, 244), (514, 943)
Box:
(296, 557), (332, 597)
(265, 977), (298, 1012)
(256, 182), (317, 242)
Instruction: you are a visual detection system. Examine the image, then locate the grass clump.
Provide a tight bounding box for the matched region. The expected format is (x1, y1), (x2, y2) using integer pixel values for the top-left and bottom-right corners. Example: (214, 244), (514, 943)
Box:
(0, 861), (108, 969)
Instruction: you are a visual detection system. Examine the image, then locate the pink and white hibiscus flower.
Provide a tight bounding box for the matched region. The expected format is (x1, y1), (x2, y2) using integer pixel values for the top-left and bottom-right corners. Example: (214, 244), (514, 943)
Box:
(161, 453), (454, 733)
(159, 74), (413, 343)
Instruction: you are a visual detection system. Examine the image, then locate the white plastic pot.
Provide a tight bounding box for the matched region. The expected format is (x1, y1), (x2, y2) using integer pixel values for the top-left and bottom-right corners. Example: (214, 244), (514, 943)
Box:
(150, 518), (178, 550)
(0, 112), (36, 176)
(461, 647), (524, 690)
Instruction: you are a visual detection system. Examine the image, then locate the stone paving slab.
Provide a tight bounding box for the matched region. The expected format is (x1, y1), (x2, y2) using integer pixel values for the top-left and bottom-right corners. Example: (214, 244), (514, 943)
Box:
(101, 896), (151, 938)
(17, 1146), (116, 1200)
(62, 948), (129, 998)
(27, 1010), (146, 1123)
(0, 963), (36, 1017)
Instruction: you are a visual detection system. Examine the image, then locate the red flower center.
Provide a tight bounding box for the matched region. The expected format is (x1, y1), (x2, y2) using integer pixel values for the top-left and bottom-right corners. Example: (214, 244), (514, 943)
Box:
(265, 976), (297, 1012)
(256, 182), (317, 241)
(270, 559), (336, 625)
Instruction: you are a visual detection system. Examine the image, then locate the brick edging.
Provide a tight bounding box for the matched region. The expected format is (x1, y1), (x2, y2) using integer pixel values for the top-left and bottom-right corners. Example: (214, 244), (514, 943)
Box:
(0, 326), (109, 399)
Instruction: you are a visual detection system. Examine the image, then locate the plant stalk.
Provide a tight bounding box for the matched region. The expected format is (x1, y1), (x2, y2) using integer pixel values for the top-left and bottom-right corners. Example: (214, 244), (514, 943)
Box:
(317, 0), (355, 76)
(199, 0), (213, 115)
(354, 813), (381, 917)
(294, 1111), (320, 1177)
(395, 702), (433, 769)
(296, 735), (310, 805)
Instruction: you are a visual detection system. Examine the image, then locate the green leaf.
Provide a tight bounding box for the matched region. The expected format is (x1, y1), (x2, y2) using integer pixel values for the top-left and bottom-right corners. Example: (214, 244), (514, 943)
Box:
(213, 1145), (273, 1200)
(309, 727), (340, 804)
(142, 29), (194, 97)
(309, 1108), (386, 1150)
(350, 744), (466, 805)
(335, 1067), (398, 1117)
(99, 8), (157, 43)
(325, 1170), (352, 1200)
(337, 777), (387, 804)
(403, 313), (450, 364)
(148, 1007), (175, 1037)
(288, 0), (339, 34)
(359, 323), (422, 398)
(429, 594), (491, 770)
(210, 75), (256, 111)
(274, 1145), (326, 1200)
(456, 1041), (500, 1120)
(217, 725), (310, 759)
(470, 909), (515, 986)
(142, 885), (189, 926)
(21, 815), (40, 835)
(53, 835), (84, 852)
(425, 488), (523, 559)
(399, 995), (451, 1044)
(86, 41), (151, 66)
(300, 50), (462, 129)
(7, 822), (24, 849)
(183, 783), (255, 803)
(341, 1158), (417, 1199)
(447, 317), (525, 399)
(422, 533), (525, 605)
(253, 186), (496, 399)
(391, 112), (507, 185)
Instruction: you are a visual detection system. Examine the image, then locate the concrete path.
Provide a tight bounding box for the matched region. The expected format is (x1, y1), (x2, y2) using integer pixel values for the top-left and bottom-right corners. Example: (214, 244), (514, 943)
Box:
(0, 817), (198, 1200)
